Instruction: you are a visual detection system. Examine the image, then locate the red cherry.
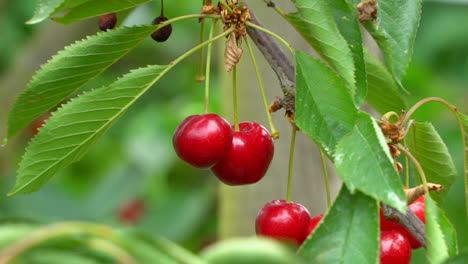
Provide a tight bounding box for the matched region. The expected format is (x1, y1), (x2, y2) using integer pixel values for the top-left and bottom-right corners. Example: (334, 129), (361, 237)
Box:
(118, 198), (145, 224)
(379, 197), (426, 249)
(255, 200), (311, 245)
(173, 114), (233, 168)
(99, 13), (117, 31)
(211, 122), (274, 185)
(306, 214), (324, 237)
(380, 230), (411, 264)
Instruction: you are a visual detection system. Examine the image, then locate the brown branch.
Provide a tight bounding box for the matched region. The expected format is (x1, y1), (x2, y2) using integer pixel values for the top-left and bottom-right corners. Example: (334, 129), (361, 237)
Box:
(381, 203), (426, 248)
(245, 6), (295, 97)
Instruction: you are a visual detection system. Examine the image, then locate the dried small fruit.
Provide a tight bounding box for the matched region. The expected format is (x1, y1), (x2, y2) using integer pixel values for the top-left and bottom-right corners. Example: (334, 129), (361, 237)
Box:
(99, 13), (117, 31)
(151, 16), (173, 42)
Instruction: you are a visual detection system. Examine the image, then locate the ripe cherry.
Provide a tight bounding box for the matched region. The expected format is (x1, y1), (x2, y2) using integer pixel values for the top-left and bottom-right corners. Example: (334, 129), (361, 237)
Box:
(99, 13), (117, 31)
(306, 214), (324, 238)
(380, 230), (411, 264)
(256, 200), (311, 245)
(211, 122), (274, 185)
(151, 16), (173, 42)
(173, 114), (233, 168)
(118, 198), (145, 224)
(380, 196), (426, 249)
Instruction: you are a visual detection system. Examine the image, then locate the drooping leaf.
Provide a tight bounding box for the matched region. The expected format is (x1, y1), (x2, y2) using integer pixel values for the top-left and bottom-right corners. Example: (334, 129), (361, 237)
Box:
(364, 50), (407, 114)
(201, 237), (302, 264)
(295, 51), (358, 156)
(53, 0), (151, 25)
(25, 0), (93, 24)
(407, 122), (457, 203)
(8, 65), (167, 195)
(287, 0), (356, 96)
(456, 112), (468, 220)
(8, 25), (231, 195)
(362, 0), (423, 84)
(425, 195), (458, 264)
(298, 186), (379, 264)
(7, 25), (157, 139)
(334, 112), (407, 211)
(329, 0), (367, 105)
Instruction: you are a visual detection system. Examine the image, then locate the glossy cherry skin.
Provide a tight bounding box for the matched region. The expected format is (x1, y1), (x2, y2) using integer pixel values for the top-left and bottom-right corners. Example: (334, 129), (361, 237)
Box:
(211, 122), (274, 185)
(255, 200), (311, 245)
(306, 214), (324, 238)
(380, 230), (411, 264)
(380, 196), (426, 249)
(173, 114), (233, 168)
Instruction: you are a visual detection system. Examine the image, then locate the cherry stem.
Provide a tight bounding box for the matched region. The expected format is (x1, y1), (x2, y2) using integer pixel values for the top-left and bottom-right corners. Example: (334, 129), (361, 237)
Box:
(260, 0), (287, 17)
(404, 139), (410, 187)
(160, 0), (165, 16)
(397, 144), (429, 195)
(219, 0), (233, 12)
(245, 21), (294, 55)
(245, 38), (279, 138)
(319, 149), (331, 207)
(402, 97), (457, 127)
(232, 65), (240, 132)
(197, 20), (206, 85)
(286, 127), (297, 203)
(204, 19), (217, 114)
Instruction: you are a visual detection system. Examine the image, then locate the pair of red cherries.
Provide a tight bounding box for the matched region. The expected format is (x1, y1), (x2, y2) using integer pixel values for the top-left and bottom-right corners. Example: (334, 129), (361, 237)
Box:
(173, 113), (274, 185)
(256, 196), (426, 264)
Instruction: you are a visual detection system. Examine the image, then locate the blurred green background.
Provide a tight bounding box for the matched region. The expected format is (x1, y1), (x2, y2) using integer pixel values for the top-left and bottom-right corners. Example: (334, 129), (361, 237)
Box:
(0, 0), (466, 262)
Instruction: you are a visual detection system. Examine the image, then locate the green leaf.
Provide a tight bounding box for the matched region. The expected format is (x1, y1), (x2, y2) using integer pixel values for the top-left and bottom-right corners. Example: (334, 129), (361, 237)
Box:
(0, 223), (37, 248)
(20, 249), (104, 264)
(287, 0), (356, 96)
(8, 64), (168, 195)
(444, 254), (468, 264)
(334, 112), (407, 211)
(201, 237), (301, 264)
(329, 0), (367, 105)
(7, 25), (157, 139)
(407, 122), (457, 203)
(362, 0), (422, 84)
(298, 186), (379, 264)
(118, 232), (205, 264)
(456, 112), (468, 221)
(26, 0), (93, 24)
(53, 0), (151, 25)
(364, 50), (407, 114)
(295, 51), (358, 156)
(425, 195), (458, 264)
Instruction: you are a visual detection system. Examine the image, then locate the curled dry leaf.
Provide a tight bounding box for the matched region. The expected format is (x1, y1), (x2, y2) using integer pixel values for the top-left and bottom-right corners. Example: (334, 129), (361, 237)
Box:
(357, 0), (378, 22)
(404, 183), (444, 204)
(224, 32), (243, 72)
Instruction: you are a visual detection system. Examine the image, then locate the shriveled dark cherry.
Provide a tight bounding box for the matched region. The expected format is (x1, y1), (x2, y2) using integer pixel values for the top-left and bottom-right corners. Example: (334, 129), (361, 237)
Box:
(380, 230), (411, 264)
(118, 198), (145, 225)
(211, 122), (274, 185)
(151, 16), (173, 42)
(173, 114), (233, 168)
(380, 196), (426, 249)
(255, 199), (311, 245)
(99, 13), (117, 31)
(306, 214), (324, 238)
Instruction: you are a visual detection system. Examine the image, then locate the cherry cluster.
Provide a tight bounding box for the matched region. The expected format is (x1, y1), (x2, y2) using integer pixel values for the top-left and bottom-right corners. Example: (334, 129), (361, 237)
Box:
(379, 195), (426, 263)
(173, 113), (274, 185)
(255, 196), (425, 264)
